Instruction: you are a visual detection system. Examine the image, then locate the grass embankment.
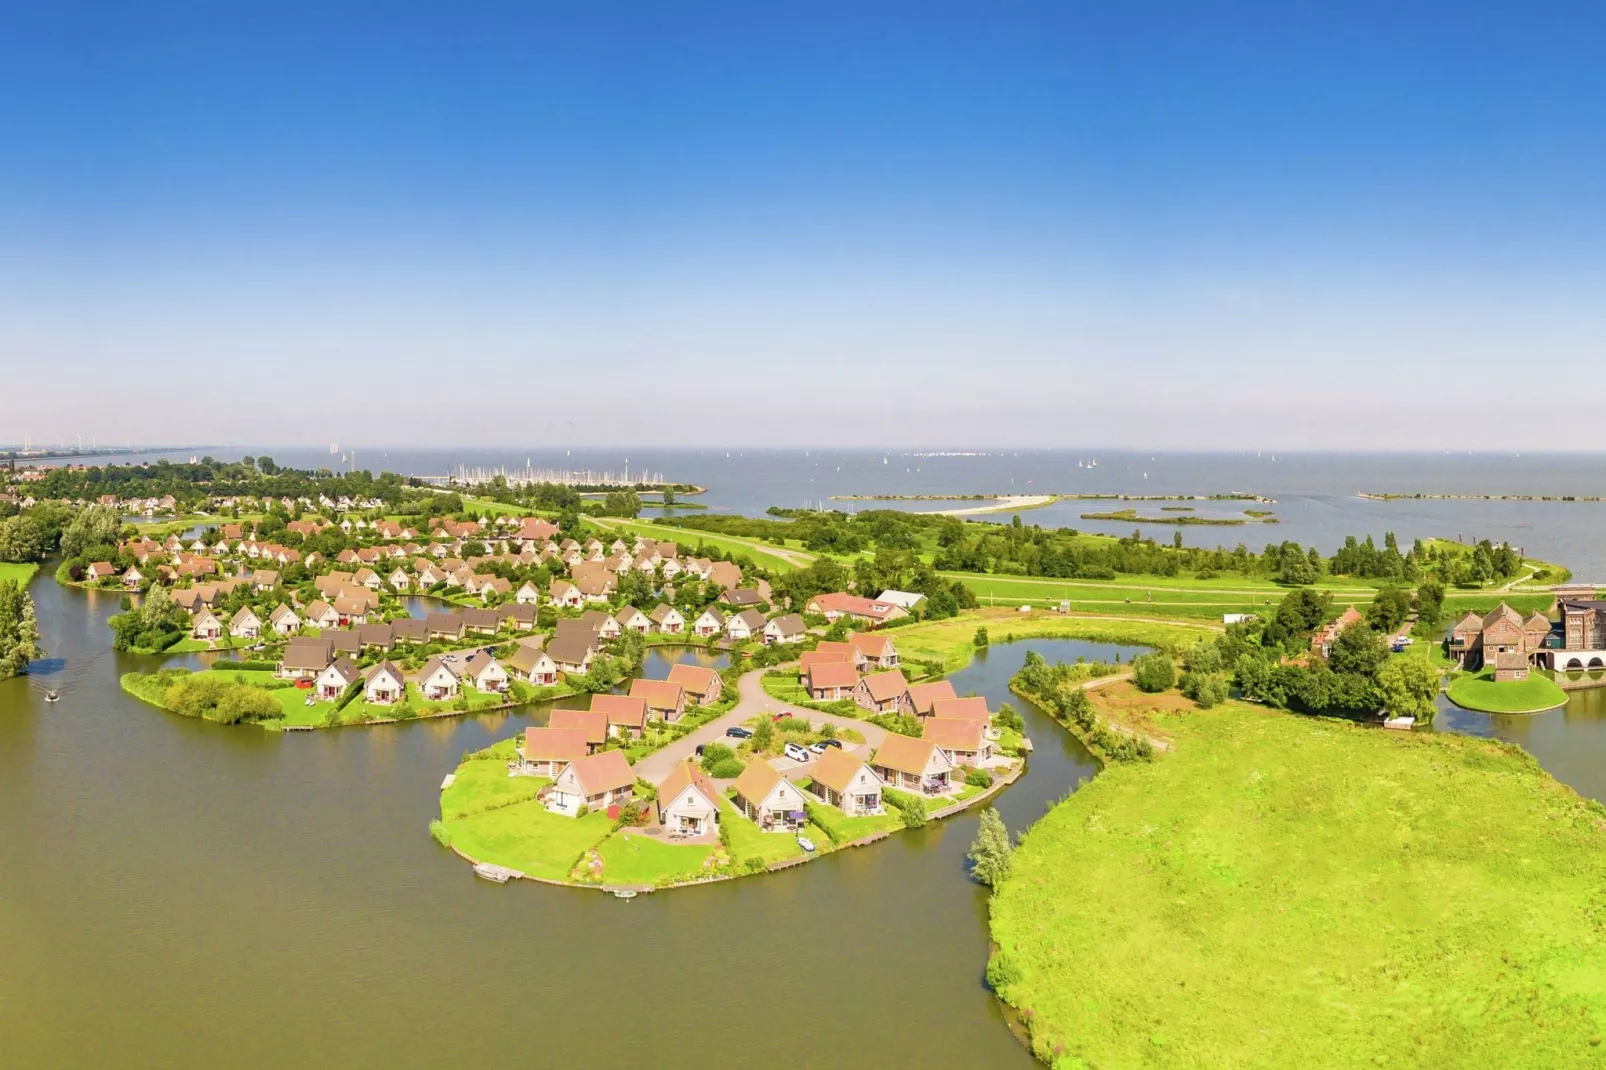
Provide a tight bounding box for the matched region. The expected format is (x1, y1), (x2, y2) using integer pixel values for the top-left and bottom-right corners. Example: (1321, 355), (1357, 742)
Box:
(0, 562), (40, 586)
(990, 702), (1606, 1067)
(1446, 669), (1567, 714)
(893, 610), (1212, 673)
(591, 517), (803, 573)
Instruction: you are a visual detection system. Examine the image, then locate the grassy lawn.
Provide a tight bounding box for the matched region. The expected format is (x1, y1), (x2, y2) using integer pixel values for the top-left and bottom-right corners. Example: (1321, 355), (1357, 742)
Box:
(893, 610), (1213, 672)
(989, 701), (1606, 1068)
(0, 562), (39, 586)
(596, 833), (716, 885)
(806, 802), (902, 843)
(446, 803), (614, 881)
(761, 669), (812, 704)
(439, 742), (548, 818)
(1446, 669), (1567, 714)
(717, 796), (806, 863)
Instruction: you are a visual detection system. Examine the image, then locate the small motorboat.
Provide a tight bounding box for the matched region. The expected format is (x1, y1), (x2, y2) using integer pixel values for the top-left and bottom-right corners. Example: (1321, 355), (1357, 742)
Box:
(44, 690), (60, 703)
(612, 889), (638, 900)
(473, 863), (514, 883)
(796, 835), (817, 854)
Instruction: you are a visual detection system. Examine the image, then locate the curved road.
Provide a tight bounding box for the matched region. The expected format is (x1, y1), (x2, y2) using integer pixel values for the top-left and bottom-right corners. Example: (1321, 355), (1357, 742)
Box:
(634, 666), (889, 782)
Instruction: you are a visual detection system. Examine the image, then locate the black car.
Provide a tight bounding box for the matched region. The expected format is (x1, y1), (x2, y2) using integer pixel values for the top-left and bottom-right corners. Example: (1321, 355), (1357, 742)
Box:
(725, 726), (754, 739)
(810, 739), (844, 753)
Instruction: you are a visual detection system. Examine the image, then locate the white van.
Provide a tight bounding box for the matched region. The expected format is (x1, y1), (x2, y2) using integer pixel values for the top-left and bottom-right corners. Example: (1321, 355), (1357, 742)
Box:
(783, 742), (811, 763)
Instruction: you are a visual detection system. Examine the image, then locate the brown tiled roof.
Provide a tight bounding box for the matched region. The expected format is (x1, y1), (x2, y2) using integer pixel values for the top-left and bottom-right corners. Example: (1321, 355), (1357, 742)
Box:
(549, 708), (608, 745)
(522, 727), (589, 764)
(564, 749), (635, 796)
(281, 637), (333, 671)
(807, 661), (859, 690)
(591, 693), (646, 728)
(666, 663), (720, 699)
(810, 747), (875, 794)
(629, 678), (684, 710)
(930, 696), (990, 722)
(732, 760), (784, 804)
(906, 680), (958, 715)
(860, 670), (910, 704)
(655, 759), (717, 809)
(922, 717), (985, 752)
(872, 734), (941, 776)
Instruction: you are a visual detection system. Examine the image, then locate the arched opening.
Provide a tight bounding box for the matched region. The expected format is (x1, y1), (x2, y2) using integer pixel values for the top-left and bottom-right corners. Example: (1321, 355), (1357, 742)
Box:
(1566, 658), (1584, 671)
(1589, 657), (1603, 670)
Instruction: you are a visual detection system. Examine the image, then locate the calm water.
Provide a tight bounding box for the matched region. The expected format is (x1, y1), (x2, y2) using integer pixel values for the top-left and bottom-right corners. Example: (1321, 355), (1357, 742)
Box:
(0, 572), (1121, 1068)
(108, 447), (1606, 574)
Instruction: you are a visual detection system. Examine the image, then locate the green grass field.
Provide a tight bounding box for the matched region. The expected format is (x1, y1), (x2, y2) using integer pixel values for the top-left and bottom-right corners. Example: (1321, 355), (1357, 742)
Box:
(990, 702), (1606, 1067)
(1446, 669), (1568, 714)
(717, 796), (808, 864)
(891, 611), (1215, 672)
(438, 751), (613, 881)
(595, 834), (715, 885)
(594, 517), (803, 573)
(0, 562), (39, 587)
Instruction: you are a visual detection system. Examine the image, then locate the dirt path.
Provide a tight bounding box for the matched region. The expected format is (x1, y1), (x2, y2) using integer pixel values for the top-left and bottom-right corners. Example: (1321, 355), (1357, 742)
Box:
(921, 494), (1055, 516)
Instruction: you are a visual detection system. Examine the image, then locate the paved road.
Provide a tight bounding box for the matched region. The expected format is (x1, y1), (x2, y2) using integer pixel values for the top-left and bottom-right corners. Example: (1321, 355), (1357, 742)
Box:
(633, 666), (890, 782)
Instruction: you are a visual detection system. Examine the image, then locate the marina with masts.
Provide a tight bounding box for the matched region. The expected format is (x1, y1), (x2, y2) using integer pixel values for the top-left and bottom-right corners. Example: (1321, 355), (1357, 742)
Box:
(424, 461), (669, 488)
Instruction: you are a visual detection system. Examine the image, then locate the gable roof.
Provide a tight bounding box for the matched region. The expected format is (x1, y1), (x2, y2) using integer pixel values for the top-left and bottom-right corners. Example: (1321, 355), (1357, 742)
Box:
(549, 708), (608, 745)
(281, 637), (333, 671)
(906, 680), (959, 715)
(666, 663), (720, 698)
(629, 678), (684, 709)
(655, 759), (718, 810)
(807, 661), (860, 689)
(562, 749), (636, 797)
(591, 693), (647, 728)
(849, 632), (894, 657)
(522, 726), (589, 764)
(872, 734), (944, 776)
(363, 661), (406, 689)
(859, 669), (910, 703)
(732, 759), (785, 804)
(419, 655), (460, 681)
(810, 746), (876, 794)
(766, 613), (805, 636)
(547, 634), (595, 667)
(929, 696), (990, 722)
(922, 716), (986, 752)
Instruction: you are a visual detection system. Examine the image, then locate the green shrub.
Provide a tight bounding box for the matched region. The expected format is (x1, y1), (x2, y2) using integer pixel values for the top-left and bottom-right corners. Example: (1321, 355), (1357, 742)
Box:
(885, 789), (928, 828)
(993, 702), (1024, 732)
(699, 742), (735, 772)
(777, 715), (811, 733)
(1132, 653), (1175, 693)
(965, 767), (993, 788)
(708, 757), (746, 779)
(1180, 671), (1229, 708)
(742, 856), (765, 874)
(986, 950), (1022, 990)
(973, 626), (989, 648)
(212, 659), (277, 672)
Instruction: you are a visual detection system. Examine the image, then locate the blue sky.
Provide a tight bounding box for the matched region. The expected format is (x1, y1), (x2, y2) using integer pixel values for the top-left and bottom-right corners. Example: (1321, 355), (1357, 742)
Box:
(2, 2), (1601, 449)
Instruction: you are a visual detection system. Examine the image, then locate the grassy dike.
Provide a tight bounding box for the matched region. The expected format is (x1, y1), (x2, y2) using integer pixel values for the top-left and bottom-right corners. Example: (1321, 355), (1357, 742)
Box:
(988, 701), (1606, 1068)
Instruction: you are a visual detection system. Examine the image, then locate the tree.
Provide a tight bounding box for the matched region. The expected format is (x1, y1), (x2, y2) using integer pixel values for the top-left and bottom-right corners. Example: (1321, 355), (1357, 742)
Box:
(1366, 587), (1412, 634)
(601, 490), (642, 518)
(751, 718), (774, 752)
(967, 807), (1014, 886)
(1180, 671), (1229, 708)
(1132, 653), (1175, 693)
(0, 580), (43, 679)
(1415, 577), (1445, 627)
(1328, 622), (1388, 678)
(1375, 657), (1440, 723)
(973, 626), (989, 648)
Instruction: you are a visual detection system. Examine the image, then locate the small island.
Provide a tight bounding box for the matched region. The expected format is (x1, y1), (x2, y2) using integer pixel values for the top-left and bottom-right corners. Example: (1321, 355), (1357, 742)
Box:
(433, 640), (1024, 891)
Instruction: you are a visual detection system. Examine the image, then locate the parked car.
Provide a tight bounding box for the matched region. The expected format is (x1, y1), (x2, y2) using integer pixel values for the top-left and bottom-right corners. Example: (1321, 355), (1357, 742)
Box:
(725, 726), (753, 739)
(783, 742), (811, 762)
(809, 739), (843, 754)
(695, 743), (706, 757)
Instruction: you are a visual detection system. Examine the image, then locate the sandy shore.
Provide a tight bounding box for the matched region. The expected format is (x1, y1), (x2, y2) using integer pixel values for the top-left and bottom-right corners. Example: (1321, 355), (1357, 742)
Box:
(922, 494), (1055, 516)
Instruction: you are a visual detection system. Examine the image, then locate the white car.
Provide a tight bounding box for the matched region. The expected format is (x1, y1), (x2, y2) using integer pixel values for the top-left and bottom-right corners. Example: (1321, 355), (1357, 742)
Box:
(783, 742), (811, 763)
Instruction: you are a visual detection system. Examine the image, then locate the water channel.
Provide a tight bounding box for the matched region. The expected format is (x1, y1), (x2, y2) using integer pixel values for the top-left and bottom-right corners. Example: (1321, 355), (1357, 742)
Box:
(1, 571), (1130, 1068)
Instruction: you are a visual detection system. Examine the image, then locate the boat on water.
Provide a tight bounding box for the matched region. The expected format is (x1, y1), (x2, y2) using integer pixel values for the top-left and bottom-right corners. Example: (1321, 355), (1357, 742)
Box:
(44, 690), (60, 703)
(612, 889), (638, 900)
(796, 835), (817, 853)
(472, 863), (514, 884)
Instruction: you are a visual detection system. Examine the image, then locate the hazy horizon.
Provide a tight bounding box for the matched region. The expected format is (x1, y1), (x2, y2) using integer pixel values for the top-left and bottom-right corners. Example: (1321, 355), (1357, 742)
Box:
(3, 2), (1601, 450)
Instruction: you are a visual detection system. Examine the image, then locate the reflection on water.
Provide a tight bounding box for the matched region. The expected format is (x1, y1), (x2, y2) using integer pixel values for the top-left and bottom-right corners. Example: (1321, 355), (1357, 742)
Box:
(1, 577), (1131, 1068)
(1440, 685), (1606, 802)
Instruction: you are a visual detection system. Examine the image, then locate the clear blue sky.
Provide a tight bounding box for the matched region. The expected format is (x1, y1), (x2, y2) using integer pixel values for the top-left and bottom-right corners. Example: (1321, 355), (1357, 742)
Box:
(3, 2), (1601, 449)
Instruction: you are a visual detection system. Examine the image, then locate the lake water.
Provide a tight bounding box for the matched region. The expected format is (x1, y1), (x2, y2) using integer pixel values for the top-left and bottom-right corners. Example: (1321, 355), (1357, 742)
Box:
(15, 450), (1606, 1065)
(101, 447), (1606, 575)
(0, 572), (1131, 1068)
